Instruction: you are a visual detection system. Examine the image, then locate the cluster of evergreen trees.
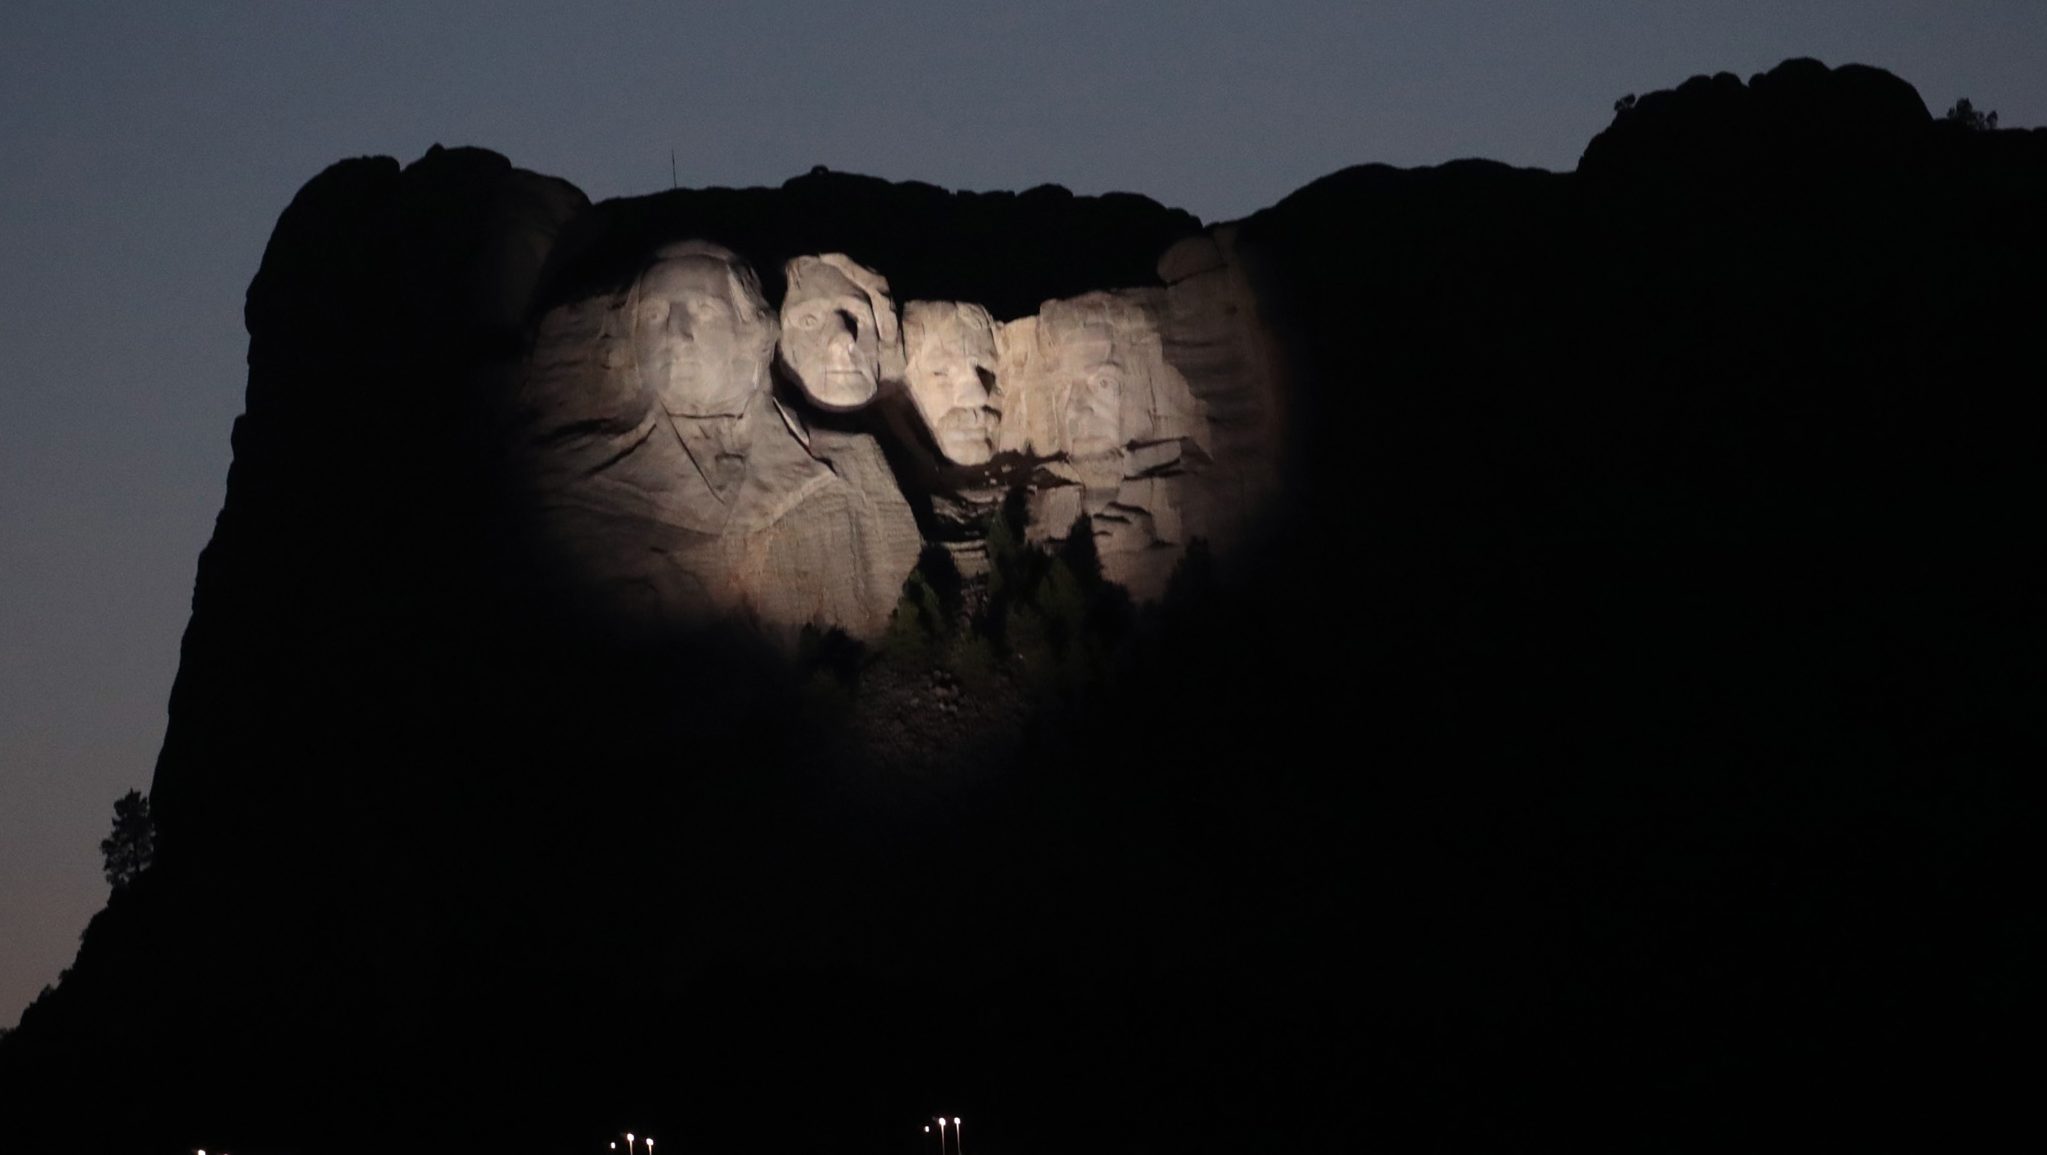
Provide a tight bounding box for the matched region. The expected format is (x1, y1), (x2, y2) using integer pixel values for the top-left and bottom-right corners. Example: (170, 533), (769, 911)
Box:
(813, 491), (1224, 700)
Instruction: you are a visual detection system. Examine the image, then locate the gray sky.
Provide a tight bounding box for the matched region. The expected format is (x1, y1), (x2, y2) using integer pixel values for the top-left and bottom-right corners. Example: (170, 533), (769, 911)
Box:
(4, 0), (2043, 1025)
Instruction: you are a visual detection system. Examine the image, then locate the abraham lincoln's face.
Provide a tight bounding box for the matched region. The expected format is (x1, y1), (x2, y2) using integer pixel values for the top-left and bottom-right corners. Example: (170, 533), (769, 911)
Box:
(1056, 339), (1123, 459)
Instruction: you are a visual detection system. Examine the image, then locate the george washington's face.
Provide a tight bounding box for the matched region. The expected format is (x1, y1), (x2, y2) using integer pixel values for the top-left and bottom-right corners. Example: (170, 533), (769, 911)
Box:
(904, 302), (1002, 466)
(633, 252), (772, 417)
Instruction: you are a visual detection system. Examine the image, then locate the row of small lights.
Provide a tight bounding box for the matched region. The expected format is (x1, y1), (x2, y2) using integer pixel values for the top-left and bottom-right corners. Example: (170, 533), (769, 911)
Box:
(196, 1119), (980, 1152)
(192, 1136), (662, 1155)
(925, 1115), (966, 1155)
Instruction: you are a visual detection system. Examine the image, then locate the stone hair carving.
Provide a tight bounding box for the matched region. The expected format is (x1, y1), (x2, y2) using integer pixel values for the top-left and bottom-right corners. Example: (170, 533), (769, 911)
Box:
(777, 253), (903, 411)
(903, 300), (1003, 466)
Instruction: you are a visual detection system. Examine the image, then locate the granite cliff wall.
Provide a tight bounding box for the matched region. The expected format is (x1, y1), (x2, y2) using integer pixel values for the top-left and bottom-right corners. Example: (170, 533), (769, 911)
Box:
(3, 60), (2041, 1154)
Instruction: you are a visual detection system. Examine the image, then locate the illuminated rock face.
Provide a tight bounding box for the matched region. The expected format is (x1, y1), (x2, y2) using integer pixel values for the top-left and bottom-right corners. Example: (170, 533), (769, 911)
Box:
(903, 300), (1003, 466)
(777, 253), (903, 411)
(1154, 227), (1287, 552)
(992, 290), (1203, 595)
(508, 218), (1281, 623)
(508, 241), (920, 636)
(889, 230), (1283, 599)
(635, 241), (778, 422)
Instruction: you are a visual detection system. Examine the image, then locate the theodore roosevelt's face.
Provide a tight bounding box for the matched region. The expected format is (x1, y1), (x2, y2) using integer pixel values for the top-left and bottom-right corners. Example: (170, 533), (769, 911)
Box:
(904, 302), (1001, 466)
(633, 254), (770, 417)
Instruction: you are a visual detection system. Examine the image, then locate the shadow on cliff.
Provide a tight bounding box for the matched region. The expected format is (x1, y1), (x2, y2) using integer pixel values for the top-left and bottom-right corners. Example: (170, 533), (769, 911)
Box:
(2, 59), (2040, 1154)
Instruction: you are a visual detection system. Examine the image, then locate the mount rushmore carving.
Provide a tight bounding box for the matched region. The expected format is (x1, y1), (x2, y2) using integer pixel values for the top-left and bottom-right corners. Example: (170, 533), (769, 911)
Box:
(507, 228), (1285, 635)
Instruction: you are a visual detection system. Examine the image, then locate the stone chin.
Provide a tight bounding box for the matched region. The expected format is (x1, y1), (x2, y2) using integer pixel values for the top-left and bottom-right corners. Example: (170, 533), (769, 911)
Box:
(803, 367), (881, 411)
(654, 360), (757, 418)
(937, 422), (997, 467)
(1067, 437), (1121, 462)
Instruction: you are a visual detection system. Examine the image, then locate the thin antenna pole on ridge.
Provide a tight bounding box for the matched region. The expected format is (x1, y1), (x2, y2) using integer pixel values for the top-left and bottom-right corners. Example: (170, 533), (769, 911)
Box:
(671, 149), (677, 189)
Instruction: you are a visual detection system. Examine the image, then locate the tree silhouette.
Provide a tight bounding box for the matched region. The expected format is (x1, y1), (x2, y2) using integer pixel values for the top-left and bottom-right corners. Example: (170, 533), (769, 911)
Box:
(1945, 98), (1998, 130)
(98, 789), (155, 891)
(882, 565), (950, 659)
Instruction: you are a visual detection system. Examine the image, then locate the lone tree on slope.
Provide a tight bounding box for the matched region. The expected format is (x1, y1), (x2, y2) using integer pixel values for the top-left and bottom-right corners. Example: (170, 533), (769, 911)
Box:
(99, 789), (155, 891)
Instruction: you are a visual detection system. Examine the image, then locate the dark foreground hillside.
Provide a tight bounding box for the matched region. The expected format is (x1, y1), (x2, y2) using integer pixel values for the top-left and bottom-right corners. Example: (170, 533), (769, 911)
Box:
(3, 59), (2039, 1152)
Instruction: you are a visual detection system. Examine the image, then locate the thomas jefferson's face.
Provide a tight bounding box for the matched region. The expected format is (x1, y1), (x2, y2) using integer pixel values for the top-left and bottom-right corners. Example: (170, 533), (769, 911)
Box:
(633, 255), (769, 417)
(905, 303), (1001, 466)
(781, 264), (882, 409)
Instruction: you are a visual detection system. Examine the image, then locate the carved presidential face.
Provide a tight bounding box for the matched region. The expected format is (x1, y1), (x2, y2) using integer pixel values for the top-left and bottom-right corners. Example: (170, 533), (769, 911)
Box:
(904, 301), (1002, 466)
(1057, 338), (1125, 459)
(632, 245), (774, 418)
(779, 255), (898, 410)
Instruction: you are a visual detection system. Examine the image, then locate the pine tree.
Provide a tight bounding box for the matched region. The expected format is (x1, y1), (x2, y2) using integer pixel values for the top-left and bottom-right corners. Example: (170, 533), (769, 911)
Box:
(1945, 98), (1998, 131)
(99, 789), (155, 891)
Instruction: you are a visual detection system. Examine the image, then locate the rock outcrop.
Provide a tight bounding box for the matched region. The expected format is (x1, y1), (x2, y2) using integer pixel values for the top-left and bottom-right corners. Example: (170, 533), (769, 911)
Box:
(495, 180), (1287, 628)
(6, 58), (2041, 1155)
(995, 289), (1209, 593)
(889, 226), (1284, 596)
(506, 241), (920, 637)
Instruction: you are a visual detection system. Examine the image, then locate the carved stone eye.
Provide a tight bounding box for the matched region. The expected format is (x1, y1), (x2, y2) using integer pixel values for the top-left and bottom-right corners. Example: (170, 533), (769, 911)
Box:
(639, 300), (670, 326)
(798, 311), (822, 330)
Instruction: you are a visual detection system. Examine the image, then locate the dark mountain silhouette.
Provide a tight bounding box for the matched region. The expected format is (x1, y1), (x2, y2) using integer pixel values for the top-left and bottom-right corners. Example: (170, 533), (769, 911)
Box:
(3, 59), (2038, 1152)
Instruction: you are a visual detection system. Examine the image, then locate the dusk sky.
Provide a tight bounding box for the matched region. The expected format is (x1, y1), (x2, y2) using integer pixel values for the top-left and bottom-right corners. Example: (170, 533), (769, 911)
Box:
(4, 0), (2044, 1024)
